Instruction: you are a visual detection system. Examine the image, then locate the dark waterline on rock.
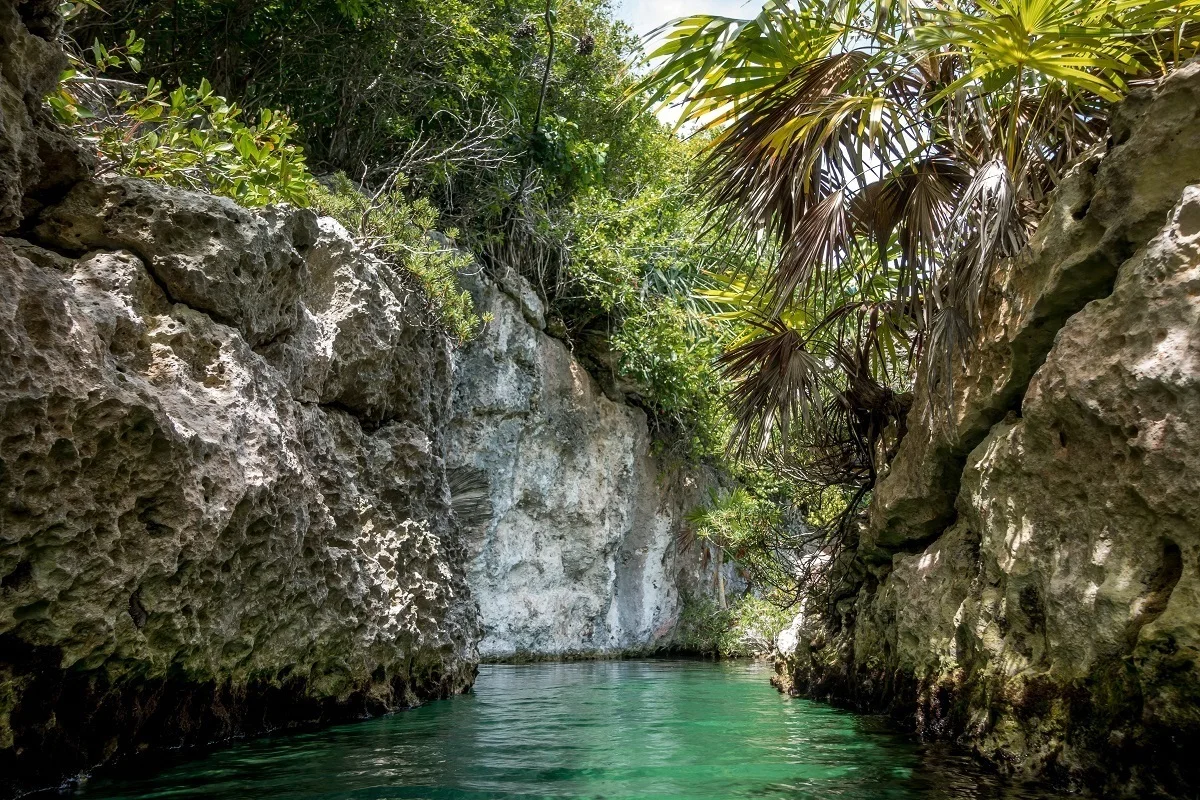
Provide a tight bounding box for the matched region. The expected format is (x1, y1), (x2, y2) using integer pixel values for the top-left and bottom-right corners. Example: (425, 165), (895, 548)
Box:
(69, 660), (1071, 800)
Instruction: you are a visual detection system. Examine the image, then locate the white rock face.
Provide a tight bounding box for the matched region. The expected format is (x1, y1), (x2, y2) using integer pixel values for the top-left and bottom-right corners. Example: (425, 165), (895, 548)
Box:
(448, 272), (729, 658)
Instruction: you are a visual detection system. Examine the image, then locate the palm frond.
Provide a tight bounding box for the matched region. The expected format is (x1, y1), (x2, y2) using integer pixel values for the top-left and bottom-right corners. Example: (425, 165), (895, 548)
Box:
(720, 317), (830, 458)
(633, 0), (1200, 489)
(944, 158), (1023, 320)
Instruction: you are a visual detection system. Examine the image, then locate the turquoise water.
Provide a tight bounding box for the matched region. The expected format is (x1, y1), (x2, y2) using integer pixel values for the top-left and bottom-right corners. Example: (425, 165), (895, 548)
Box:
(74, 660), (1065, 800)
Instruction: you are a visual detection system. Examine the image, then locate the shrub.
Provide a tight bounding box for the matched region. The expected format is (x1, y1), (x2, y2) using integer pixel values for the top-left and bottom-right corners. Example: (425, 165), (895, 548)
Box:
(309, 174), (484, 342)
(555, 134), (739, 459)
(52, 26), (317, 207)
(687, 488), (785, 585)
(673, 594), (794, 658)
(612, 300), (727, 458)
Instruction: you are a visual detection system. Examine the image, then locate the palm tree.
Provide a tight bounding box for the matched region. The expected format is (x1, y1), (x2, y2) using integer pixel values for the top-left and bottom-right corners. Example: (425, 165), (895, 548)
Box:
(634, 0), (1199, 493)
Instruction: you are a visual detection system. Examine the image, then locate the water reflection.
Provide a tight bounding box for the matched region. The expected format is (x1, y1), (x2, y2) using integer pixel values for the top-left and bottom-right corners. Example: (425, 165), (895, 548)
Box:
(72, 660), (1071, 800)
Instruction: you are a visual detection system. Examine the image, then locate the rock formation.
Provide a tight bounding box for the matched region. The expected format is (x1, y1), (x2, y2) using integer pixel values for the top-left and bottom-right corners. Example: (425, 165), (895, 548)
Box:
(776, 62), (1200, 798)
(0, 3), (727, 791)
(450, 271), (733, 659)
(0, 186), (725, 795)
(0, 179), (480, 797)
(0, 0), (91, 233)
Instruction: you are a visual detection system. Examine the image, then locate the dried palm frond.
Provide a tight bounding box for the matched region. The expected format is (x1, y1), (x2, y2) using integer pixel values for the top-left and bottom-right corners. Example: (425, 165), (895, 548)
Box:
(635, 0), (1200, 476)
(720, 317), (830, 458)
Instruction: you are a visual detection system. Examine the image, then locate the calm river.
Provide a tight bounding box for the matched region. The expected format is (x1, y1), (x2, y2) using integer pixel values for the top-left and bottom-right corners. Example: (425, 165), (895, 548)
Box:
(73, 660), (1069, 799)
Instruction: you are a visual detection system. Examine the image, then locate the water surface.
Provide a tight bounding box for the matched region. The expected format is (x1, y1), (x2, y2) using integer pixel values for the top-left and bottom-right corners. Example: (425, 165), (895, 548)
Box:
(75, 660), (1068, 799)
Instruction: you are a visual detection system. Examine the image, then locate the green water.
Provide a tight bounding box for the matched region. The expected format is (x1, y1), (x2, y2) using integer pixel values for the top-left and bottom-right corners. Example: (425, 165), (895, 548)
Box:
(74, 660), (1066, 800)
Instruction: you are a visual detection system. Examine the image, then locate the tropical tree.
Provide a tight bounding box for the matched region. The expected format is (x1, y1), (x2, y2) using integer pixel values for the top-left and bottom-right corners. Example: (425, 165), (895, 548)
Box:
(635, 0), (1200, 499)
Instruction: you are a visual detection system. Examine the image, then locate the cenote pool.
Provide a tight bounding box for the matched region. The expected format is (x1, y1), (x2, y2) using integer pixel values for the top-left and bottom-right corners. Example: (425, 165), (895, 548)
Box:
(72, 660), (1068, 800)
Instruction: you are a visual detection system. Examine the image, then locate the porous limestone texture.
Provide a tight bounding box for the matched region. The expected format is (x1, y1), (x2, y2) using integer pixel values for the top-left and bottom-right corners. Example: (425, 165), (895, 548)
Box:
(0, 177), (480, 796)
(0, 0), (91, 234)
(778, 63), (1200, 797)
(449, 270), (737, 659)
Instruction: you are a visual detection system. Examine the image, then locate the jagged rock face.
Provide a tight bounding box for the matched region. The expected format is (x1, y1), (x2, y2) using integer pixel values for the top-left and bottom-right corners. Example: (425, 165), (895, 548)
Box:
(0, 0), (91, 233)
(448, 273), (733, 659)
(780, 64), (1200, 797)
(0, 166), (729, 794)
(0, 178), (479, 796)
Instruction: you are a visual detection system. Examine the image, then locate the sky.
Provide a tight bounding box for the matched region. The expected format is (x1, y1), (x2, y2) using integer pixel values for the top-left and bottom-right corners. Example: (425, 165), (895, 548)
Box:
(615, 0), (756, 124)
(615, 0), (754, 39)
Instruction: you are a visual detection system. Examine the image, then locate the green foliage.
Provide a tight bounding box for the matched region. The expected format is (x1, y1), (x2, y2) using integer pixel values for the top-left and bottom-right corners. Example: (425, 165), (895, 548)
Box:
(309, 175), (484, 342)
(53, 31), (316, 207)
(66, 0), (651, 212)
(673, 594), (793, 658)
(553, 132), (745, 458)
(52, 18), (474, 337)
(688, 488), (778, 551)
(66, 0), (740, 459)
(58, 0), (102, 23)
(634, 0), (1200, 479)
(687, 487), (788, 590)
(682, 466), (867, 605)
(612, 301), (727, 457)
(106, 80), (315, 206)
(531, 115), (609, 194)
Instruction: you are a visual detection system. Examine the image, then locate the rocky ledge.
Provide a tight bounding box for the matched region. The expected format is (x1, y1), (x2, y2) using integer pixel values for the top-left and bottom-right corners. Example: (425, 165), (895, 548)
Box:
(776, 62), (1200, 798)
(1, 178), (481, 797)
(1, 4), (465, 793)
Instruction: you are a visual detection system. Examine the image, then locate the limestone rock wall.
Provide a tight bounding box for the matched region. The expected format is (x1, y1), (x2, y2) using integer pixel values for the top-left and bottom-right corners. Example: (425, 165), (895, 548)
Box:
(448, 271), (734, 659)
(0, 1), (733, 791)
(778, 63), (1200, 797)
(0, 178), (481, 796)
(0, 180), (725, 794)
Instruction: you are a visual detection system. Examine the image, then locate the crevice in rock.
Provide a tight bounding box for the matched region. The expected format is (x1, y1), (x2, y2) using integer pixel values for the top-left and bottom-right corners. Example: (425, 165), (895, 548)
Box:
(0, 558), (33, 591)
(1125, 539), (1183, 645)
(301, 399), (390, 433)
(16, 227), (241, 334)
(128, 588), (148, 630)
(250, 326), (294, 355)
(136, 257), (239, 333)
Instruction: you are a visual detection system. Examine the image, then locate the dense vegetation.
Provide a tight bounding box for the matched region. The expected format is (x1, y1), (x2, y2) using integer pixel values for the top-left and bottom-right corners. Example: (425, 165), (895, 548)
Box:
(61, 0), (744, 459)
(635, 0), (1200, 604)
(56, 0), (1199, 622)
